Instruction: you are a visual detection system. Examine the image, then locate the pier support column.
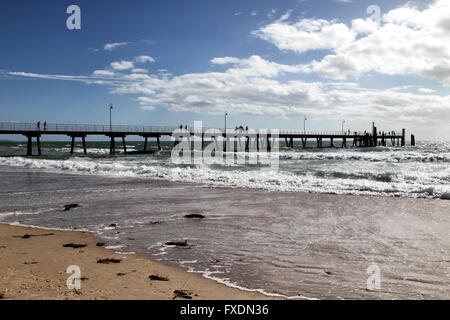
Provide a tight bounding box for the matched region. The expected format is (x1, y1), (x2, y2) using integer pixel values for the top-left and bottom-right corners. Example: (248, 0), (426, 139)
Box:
(157, 136), (161, 151)
(225, 137), (230, 152)
(256, 134), (259, 152)
(301, 138), (307, 148)
(71, 136), (75, 155)
(289, 137), (294, 148)
(27, 136), (32, 156)
(110, 137), (115, 155)
(373, 126), (377, 147)
(316, 137), (323, 148)
(342, 138), (347, 148)
(213, 137), (219, 151)
(411, 134), (415, 146)
(143, 137), (148, 152)
(401, 129), (405, 147)
(330, 138), (334, 148)
(122, 136), (127, 154)
(245, 136), (249, 152)
(36, 135), (41, 156)
(82, 136), (87, 155)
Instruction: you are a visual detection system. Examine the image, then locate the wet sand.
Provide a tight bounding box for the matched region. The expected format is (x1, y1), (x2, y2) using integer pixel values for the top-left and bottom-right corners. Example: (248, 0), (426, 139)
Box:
(0, 166), (449, 299)
(0, 223), (271, 300)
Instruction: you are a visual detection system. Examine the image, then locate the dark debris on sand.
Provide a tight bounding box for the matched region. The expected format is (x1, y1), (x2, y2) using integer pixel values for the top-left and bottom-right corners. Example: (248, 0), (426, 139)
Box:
(97, 258), (121, 264)
(165, 240), (188, 247)
(184, 214), (205, 219)
(96, 242), (106, 247)
(64, 204), (80, 211)
(63, 243), (87, 248)
(14, 233), (54, 239)
(173, 289), (192, 300)
(149, 274), (169, 281)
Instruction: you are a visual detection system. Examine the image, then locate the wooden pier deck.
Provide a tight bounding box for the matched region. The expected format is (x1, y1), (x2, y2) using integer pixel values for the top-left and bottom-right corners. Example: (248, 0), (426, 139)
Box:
(0, 122), (414, 156)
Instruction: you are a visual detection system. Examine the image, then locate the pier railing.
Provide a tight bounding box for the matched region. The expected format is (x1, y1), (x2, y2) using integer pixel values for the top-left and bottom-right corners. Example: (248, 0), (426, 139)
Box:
(0, 122), (386, 136)
(0, 121), (410, 156)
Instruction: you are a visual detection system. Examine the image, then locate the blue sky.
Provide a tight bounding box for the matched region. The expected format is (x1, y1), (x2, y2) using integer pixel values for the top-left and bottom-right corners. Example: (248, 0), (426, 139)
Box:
(1, 0), (449, 140)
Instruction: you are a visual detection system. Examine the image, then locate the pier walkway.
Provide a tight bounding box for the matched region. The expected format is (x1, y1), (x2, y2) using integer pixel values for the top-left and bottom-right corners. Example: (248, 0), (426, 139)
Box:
(0, 122), (413, 156)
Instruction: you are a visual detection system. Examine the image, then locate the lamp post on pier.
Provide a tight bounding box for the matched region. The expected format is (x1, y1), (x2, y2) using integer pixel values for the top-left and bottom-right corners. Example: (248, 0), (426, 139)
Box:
(109, 103), (113, 132)
(303, 116), (307, 134)
(224, 111), (228, 133)
(342, 120), (346, 134)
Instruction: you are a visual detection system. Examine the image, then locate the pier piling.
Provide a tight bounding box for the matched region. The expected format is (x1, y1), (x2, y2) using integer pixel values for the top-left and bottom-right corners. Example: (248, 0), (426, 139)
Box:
(1, 122), (413, 156)
(122, 136), (127, 154)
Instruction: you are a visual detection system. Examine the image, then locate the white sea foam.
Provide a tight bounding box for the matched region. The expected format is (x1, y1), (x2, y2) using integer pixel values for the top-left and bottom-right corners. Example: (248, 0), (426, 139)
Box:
(0, 145), (448, 198)
(105, 245), (125, 250)
(187, 269), (318, 300)
(0, 207), (58, 220)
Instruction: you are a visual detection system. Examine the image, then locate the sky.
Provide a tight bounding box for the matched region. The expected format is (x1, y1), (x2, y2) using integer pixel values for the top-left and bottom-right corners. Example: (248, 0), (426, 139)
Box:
(0, 0), (449, 140)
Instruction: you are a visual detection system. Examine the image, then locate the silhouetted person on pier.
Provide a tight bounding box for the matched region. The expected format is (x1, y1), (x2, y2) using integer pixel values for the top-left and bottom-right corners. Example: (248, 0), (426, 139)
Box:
(37, 121), (40, 131)
(44, 121), (47, 131)
(185, 125), (187, 130)
(180, 124), (182, 129)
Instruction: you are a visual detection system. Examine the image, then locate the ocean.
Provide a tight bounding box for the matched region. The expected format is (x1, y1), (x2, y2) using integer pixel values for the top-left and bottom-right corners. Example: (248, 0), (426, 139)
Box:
(0, 140), (449, 198)
(0, 140), (449, 299)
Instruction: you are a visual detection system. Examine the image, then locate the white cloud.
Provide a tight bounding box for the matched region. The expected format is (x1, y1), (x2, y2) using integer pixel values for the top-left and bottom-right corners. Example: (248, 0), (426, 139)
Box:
(135, 55), (155, 63)
(253, 18), (356, 53)
(211, 55), (301, 77)
(7, 55), (450, 130)
(251, 11), (258, 17)
(267, 9), (277, 19)
(104, 42), (130, 51)
(418, 88), (437, 93)
(211, 57), (242, 65)
(131, 68), (149, 73)
(351, 18), (379, 34)
(110, 60), (134, 71)
(93, 70), (115, 77)
(6, 0), (450, 137)
(254, 0), (450, 86)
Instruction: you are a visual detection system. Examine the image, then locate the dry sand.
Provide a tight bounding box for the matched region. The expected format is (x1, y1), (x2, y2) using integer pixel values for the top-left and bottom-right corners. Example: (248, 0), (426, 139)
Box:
(0, 223), (272, 300)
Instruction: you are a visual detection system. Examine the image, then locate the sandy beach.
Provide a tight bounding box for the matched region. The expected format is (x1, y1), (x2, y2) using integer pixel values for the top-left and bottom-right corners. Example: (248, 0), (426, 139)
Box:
(0, 165), (449, 299)
(0, 223), (271, 300)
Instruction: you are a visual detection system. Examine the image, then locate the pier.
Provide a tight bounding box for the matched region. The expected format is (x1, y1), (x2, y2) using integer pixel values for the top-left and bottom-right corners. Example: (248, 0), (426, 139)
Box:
(0, 122), (413, 156)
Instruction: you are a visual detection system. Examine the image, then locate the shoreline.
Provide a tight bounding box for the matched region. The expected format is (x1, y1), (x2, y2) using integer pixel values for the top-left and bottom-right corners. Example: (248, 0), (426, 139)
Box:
(0, 163), (446, 201)
(0, 223), (274, 300)
(1, 165), (449, 299)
